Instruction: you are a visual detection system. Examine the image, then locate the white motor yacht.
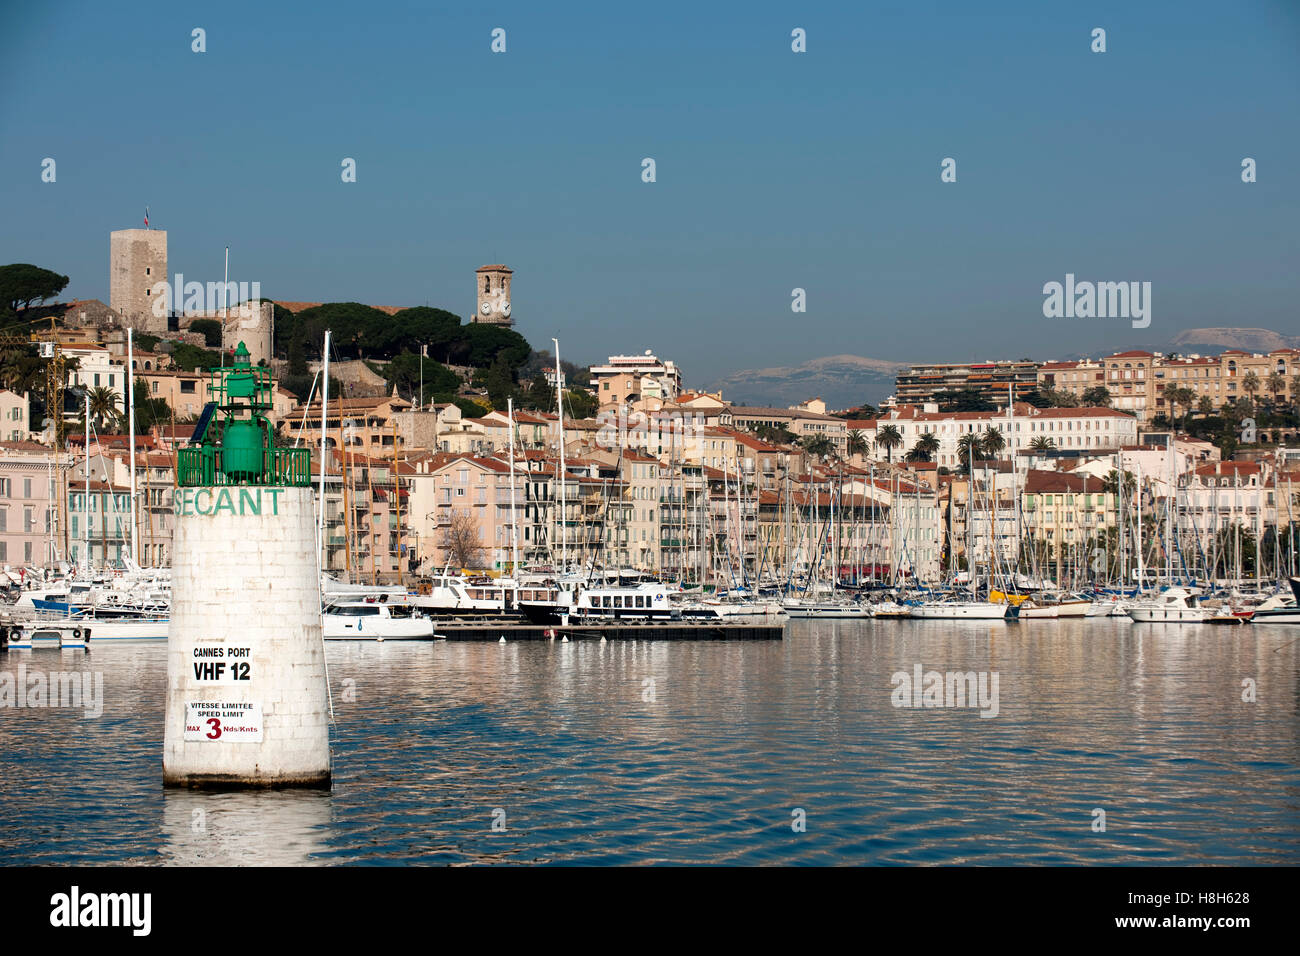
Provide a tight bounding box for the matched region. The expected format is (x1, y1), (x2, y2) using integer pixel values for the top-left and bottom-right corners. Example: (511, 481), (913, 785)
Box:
(1126, 588), (1210, 624)
(323, 602), (437, 640)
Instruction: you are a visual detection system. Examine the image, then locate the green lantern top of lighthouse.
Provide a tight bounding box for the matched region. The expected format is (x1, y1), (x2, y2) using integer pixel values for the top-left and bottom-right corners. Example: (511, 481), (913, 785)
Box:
(177, 341), (310, 488)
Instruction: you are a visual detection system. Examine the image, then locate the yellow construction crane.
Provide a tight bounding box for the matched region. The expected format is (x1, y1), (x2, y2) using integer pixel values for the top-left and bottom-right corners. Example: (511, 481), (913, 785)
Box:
(0, 316), (98, 435)
(0, 317), (102, 562)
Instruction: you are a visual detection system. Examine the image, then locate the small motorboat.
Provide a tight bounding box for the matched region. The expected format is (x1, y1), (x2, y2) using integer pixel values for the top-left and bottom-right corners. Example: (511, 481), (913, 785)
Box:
(323, 601), (437, 640)
(1126, 588), (1210, 624)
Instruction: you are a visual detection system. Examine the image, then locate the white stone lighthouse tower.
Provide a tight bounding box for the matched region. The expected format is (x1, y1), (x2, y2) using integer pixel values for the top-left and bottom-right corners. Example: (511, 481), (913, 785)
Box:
(163, 343), (330, 788)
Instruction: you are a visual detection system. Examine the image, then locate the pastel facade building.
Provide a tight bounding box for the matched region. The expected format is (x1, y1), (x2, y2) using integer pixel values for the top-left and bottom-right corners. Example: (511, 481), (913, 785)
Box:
(0, 441), (59, 568)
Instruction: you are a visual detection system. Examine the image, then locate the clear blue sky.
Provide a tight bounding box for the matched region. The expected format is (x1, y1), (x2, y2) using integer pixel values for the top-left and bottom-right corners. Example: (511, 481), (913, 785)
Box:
(2, 0), (1297, 385)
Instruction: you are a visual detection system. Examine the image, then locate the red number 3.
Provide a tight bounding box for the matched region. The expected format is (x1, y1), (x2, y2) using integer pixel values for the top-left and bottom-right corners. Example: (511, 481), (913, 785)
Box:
(206, 717), (222, 740)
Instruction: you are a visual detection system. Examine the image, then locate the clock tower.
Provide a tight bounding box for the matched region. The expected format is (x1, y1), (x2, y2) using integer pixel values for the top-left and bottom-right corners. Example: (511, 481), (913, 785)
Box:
(474, 264), (513, 325)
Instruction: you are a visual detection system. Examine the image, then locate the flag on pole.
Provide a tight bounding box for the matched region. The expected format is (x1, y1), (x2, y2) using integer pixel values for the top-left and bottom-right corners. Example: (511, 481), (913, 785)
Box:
(144, 206), (150, 228)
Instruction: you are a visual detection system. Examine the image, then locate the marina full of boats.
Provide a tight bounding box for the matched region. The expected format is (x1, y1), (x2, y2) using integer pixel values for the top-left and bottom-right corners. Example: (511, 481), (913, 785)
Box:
(9, 556), (1300, 650)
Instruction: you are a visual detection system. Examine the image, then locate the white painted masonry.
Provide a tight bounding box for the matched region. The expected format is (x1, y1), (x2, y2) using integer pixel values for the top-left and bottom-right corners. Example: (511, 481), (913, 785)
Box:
(163, 485), (330, 787)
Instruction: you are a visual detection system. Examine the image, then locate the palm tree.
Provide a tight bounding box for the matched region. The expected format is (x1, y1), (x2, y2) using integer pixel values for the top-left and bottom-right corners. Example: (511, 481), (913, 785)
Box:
(1166, 385), (1196, 429)
(1029, 435), (1055, 452)
(1101, 468), (1136, 497)
(846, 429), (868, 458)
(1164, 386), (1181, 426)
(1242, 370), (1260, 407)
(1267, 371), (1286, 407)
(1196, 395), (1214, 417)
(980, 425), (1005, 459)
(911, 432), (939, 462)
(87, 385), (119, 432)
(802, 435), (835, 459)
(875, 424), (902, 463)
(956, 433), (982, 475)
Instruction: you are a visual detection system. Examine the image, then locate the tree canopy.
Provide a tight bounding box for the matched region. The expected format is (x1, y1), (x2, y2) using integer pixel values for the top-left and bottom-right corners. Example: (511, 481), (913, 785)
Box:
(0, 263), (69, 314)
(935, 387), (995, 412)
(275, 302), (532, 376)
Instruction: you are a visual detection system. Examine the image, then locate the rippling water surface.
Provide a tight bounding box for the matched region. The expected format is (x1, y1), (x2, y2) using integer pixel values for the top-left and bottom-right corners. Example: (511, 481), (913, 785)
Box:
(1, 619), (1297, 865)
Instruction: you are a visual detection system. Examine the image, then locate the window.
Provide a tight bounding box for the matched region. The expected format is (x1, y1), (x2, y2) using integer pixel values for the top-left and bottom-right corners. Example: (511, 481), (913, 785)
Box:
(152, 382), (158, 394)
(23, 478), (31, 498)
(181, 381), (196, 394)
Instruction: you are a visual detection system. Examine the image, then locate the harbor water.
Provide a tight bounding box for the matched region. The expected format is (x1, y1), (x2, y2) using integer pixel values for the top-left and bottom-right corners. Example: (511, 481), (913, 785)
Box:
(1, 618), (1297, 865)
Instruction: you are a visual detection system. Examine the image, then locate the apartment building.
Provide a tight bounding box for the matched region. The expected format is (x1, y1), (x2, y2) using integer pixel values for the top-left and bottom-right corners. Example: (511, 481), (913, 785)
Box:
(896, 360), (1040, 406)
(1020, 471), (1118, 554)
(1037, 360), (1104, 395)
(590, 351), (683, 410)
(136, 368), (217, 420)
(0, 441), (59, 568)
(66, 480), (131, 569)
(859, 403), (1138, 470)
(0, 391), (31, 442)
(617, 450), (662, 572)
(290, 394), (413, 459)
(718, 400), (848, 455)
(417, 456), (519, 571)
(1046, 349), (1300, 423)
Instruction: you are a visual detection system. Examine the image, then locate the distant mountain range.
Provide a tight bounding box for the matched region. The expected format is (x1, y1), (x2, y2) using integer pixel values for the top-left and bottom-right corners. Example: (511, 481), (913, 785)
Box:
(1169, 327), (1300, 354)
(708, 354), (907, 411)
(705, 327), (1300, 410)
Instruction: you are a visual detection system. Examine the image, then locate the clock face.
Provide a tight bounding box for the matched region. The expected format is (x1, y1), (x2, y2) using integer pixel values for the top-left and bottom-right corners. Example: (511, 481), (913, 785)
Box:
(480, 301), (491, 315)
(502, 301), (511, 316)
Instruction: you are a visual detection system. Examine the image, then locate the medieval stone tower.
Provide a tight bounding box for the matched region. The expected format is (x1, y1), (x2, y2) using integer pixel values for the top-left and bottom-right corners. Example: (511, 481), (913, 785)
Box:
(474, 264), (513, 325)
(110, 228), (168, 333)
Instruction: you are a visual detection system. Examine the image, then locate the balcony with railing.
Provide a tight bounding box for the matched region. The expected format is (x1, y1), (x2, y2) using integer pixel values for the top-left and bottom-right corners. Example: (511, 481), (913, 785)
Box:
(178, 446), (311, 488)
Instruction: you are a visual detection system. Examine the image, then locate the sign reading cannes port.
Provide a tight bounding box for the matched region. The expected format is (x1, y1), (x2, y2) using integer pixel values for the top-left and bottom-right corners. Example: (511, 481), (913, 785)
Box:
(184, 702), (264, 742)
(173, 486), (286, 517)
(191, 645), (254, 684)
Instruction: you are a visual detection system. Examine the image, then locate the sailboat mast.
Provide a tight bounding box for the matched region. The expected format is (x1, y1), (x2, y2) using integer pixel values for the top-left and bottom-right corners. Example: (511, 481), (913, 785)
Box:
(83, 391), (90, 573)
(552, 337), (566, 575)
(127, 327), (137, 566)
(316, 329), (331, 571)
(508, 397), (520, 575)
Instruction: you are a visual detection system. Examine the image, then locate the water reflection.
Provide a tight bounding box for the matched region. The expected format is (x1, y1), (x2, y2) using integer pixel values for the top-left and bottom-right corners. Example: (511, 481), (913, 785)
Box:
(1, 619), (1297, 865)
(159, 790), (332, 866)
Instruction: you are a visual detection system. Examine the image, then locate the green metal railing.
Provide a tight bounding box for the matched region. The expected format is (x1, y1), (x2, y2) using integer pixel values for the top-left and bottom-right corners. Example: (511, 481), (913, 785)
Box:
(178, 446), (312, 487)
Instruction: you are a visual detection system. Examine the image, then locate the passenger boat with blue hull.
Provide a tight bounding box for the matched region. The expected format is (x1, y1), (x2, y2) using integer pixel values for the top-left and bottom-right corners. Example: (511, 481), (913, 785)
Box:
(518, 576), (786, 626)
